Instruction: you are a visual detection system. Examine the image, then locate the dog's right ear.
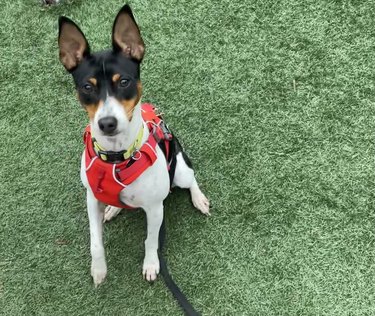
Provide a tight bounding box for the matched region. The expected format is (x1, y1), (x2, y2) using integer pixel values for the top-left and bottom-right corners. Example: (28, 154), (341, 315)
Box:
(58, 17), (90, 71)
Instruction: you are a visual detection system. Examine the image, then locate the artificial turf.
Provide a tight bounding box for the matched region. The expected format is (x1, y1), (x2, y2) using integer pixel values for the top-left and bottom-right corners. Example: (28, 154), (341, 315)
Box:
(0, 0), (374, 315)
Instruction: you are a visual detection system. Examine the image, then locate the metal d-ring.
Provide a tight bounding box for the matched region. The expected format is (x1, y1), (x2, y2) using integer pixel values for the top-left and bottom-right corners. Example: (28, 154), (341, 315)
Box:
(132, 149), (142, 161)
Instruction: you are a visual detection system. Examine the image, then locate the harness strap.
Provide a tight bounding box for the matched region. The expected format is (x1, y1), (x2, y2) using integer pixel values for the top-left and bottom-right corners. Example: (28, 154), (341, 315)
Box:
(116, 128), (158, 184)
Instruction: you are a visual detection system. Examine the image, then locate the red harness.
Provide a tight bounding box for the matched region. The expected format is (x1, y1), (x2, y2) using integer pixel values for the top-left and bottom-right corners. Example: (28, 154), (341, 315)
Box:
(83, 103), (171, 208)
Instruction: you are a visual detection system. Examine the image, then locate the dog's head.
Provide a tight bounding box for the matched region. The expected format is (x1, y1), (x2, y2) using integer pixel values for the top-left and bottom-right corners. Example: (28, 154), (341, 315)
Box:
(58, 5), (145, 137)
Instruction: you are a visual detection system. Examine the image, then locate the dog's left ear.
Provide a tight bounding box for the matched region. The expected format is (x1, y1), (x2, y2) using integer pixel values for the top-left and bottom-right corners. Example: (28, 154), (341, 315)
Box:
(112, 4), (145, 62)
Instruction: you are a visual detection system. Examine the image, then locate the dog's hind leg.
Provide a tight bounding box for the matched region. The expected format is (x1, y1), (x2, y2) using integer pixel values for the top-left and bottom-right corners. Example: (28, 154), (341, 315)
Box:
(172, 151), (210, 215)
(103, 205), (122, 222)
(189, 178), (210, 215)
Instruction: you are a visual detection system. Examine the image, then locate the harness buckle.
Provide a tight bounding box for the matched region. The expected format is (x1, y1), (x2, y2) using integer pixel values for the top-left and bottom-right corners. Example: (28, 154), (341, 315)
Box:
(98, 149), (127, 163)
(153, 121), (172, 143)
(161, 121), (173, 141)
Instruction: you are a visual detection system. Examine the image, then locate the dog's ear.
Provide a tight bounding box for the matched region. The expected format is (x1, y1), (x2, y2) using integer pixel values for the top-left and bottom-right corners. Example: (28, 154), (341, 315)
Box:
(58, 16), (90, 71)
(112, 4), (145, 62)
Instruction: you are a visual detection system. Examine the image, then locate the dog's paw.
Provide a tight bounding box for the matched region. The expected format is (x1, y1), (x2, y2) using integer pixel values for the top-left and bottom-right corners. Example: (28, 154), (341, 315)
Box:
(103, 205), (122, 222)
(91, 260), (107, 287)
(191, 190), (211, 216)
(142, 257), (160, 282)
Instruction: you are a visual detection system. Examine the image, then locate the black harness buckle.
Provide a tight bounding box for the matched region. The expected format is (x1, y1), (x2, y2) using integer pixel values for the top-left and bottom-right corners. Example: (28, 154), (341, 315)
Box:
(161, 121), (173, 141)
(153, 121), (172, 143)
(98, 149), (127, 163)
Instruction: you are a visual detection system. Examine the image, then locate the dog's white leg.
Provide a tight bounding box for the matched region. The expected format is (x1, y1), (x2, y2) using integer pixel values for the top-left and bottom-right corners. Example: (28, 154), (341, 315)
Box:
(142, 203), (163, 281)
(103, 205), (122, 222)
(173, 153), (210, 215)
(190, 179), (210, 215)
(87, 189), (107, 286)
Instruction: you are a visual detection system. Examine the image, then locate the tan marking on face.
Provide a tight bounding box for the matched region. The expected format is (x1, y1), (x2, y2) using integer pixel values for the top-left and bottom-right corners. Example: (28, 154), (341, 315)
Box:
(112, 73), (121, 82)
(121, 98), (138, 121)
(85, 101), (103, 121)
(88, 78), (97, 86)
(120, 81), (143, 120)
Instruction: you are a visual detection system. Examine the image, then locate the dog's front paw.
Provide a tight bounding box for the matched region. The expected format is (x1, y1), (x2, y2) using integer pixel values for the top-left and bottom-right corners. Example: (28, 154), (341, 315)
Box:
(142, 256), (160, 282)
(91, 259), (107, 287)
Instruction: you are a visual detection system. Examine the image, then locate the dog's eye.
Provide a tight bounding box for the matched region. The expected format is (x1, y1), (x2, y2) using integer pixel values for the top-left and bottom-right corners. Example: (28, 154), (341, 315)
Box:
(119, 78), (130, 88)
(83, 83), (93, 93)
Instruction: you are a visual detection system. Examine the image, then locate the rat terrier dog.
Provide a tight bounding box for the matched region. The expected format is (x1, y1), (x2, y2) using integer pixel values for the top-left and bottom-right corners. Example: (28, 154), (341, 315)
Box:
(58, 4), (210, 286)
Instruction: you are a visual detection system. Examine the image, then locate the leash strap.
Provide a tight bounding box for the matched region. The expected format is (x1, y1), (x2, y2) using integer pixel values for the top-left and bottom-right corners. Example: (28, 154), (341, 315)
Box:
(158, 219), (201, 316)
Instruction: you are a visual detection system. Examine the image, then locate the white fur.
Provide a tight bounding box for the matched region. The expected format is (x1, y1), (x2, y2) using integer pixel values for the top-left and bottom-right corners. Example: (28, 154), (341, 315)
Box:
(92, 97), (143, 152)
(81, 98), (210, 286)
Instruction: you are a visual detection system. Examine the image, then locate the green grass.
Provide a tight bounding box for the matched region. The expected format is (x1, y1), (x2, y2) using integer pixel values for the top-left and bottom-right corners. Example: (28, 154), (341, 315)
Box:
(0, 0), (374, 315)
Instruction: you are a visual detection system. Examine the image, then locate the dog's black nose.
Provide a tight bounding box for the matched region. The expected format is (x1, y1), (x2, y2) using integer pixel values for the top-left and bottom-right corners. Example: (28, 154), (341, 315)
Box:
(98, 116), (118, 134)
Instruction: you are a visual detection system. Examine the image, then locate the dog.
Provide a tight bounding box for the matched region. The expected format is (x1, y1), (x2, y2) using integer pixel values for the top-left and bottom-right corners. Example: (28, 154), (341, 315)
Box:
(58, 4), (210, 286)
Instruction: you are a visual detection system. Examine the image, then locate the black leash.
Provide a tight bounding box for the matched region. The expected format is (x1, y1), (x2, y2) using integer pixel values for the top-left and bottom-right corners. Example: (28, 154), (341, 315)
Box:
(158, 218), (201, 316)
(157, 128), (200, 315)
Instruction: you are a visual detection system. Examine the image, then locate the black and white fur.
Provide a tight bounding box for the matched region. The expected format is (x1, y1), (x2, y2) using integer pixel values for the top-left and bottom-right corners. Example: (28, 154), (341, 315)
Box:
(58, 5), (210, 285)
